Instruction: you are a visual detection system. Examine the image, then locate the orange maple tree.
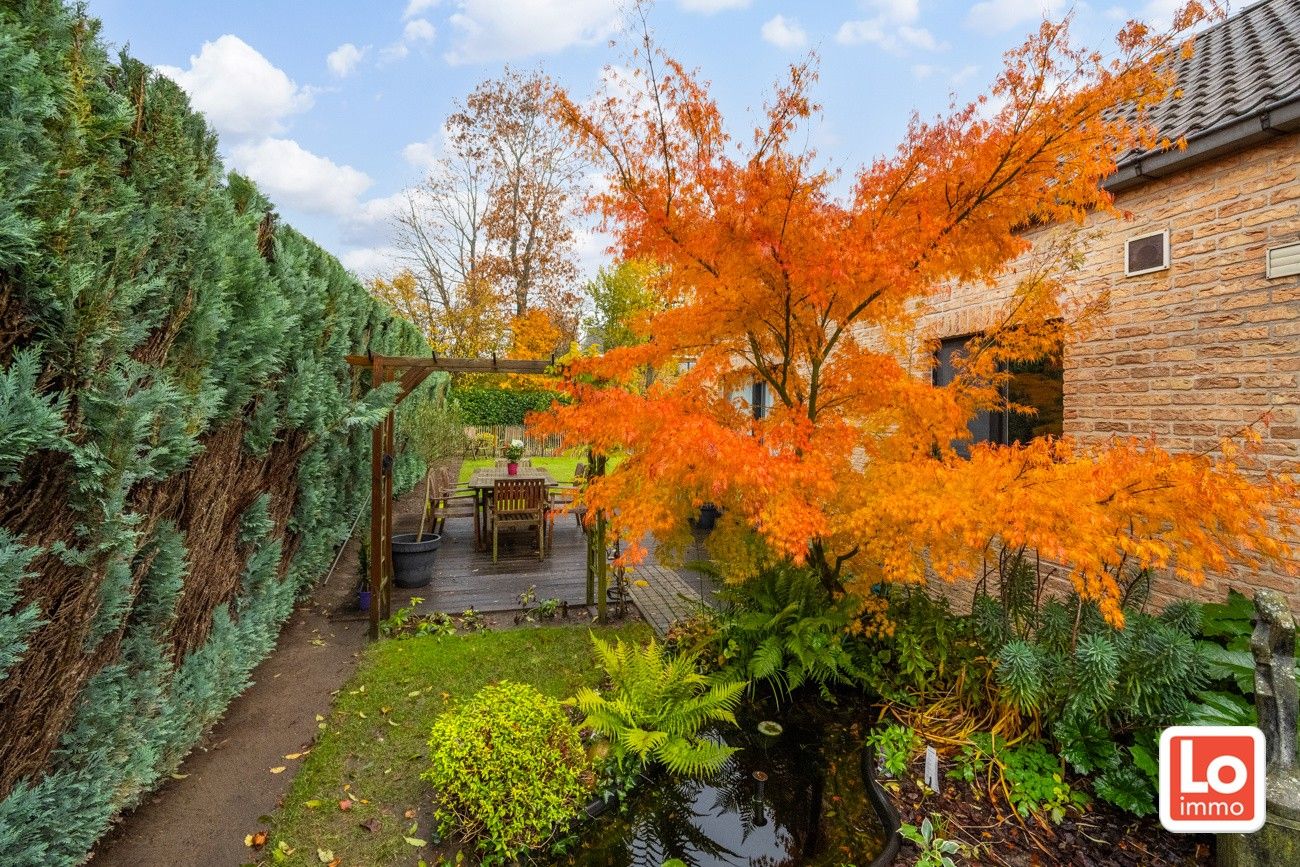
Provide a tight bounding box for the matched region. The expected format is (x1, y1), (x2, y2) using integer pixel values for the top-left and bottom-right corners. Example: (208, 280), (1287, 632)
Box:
(535, 4), (1297, 624)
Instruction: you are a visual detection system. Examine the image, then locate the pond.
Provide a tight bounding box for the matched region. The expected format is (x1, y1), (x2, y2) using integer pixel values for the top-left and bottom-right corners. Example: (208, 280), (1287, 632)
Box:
(557, 699), (892, 866)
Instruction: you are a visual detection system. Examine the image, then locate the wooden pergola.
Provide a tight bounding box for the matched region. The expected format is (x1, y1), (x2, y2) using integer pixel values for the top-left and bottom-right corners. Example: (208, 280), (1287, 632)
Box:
(346, 353), (608, 638)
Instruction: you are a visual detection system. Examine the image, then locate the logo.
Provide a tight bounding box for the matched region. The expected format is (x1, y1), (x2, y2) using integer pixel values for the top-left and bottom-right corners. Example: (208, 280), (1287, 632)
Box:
(1159, 725), (1266, 833)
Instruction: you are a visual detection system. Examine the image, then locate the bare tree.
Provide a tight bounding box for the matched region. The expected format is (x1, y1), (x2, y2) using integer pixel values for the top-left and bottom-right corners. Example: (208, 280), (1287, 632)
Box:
(393, 67), (584, 356)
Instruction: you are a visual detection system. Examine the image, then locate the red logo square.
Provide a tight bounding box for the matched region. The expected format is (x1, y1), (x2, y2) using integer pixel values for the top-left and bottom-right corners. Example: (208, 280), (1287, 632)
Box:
(1159, 726), (1266, 833)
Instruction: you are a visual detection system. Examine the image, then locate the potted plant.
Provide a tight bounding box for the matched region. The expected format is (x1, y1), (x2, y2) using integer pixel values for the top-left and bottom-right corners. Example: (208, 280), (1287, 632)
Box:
(393, 386), (466, 588)
(504, 438), (525, 475)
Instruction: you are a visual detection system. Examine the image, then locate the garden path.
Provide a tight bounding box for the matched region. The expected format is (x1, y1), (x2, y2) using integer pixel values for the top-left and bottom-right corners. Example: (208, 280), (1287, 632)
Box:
(91, 482), (427, 867)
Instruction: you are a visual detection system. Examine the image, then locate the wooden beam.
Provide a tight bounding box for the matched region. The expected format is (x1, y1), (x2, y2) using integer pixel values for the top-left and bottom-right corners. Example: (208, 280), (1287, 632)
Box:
(346, 355), (553, 375)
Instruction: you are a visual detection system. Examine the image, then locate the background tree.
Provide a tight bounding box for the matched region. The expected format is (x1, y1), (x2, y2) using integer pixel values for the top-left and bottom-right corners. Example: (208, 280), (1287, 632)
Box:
(393, 67), (584, 358)
(583, 259), (661, 351)
(539, 4), (1297, 625)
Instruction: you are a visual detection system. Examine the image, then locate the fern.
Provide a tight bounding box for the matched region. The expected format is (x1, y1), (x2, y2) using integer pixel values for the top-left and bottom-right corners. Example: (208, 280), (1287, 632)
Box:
(572, 635), (745, 778)
(717, 563), (865, 699)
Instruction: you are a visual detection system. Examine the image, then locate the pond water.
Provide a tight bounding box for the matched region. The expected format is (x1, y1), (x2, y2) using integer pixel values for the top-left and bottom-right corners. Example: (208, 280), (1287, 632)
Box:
(557, 700), (888, 866)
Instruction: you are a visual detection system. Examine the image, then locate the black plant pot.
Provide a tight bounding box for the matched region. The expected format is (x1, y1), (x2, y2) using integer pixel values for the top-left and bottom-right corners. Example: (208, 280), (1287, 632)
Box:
(391, 533), (441, 588)
(697, 504), (721, 531)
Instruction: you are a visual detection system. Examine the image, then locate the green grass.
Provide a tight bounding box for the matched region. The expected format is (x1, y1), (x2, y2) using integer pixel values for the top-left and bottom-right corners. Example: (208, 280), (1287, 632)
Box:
(457, 454), (623, 484)
(263, 623), (650, 866)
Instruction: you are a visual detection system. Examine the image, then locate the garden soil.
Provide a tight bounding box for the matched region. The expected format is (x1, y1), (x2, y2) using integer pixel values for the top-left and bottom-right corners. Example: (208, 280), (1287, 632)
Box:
(91, 484), (430, 867)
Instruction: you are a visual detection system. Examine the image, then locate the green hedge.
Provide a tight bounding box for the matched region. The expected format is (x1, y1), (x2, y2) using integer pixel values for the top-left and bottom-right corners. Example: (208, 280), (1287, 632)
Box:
(451, 387), (563, 426)
(0, 3), (424, 863)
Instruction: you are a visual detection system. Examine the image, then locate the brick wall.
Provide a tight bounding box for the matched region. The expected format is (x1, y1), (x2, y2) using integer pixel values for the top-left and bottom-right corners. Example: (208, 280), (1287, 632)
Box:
(912, 131), (1300, 614)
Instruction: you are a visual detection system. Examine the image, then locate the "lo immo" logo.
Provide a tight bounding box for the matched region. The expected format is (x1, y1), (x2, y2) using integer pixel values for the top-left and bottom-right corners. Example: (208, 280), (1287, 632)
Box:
(1159, 726), (1266, 833)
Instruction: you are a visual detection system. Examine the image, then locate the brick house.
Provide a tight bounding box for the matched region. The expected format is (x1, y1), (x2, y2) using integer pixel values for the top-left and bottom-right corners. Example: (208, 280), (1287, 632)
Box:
(916, 0), (1300, 610)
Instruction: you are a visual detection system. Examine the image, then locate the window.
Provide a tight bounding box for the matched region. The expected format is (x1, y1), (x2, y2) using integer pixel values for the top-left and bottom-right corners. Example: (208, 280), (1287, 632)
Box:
(751, 380), (769, 420)
(933, 335), (1063, 455)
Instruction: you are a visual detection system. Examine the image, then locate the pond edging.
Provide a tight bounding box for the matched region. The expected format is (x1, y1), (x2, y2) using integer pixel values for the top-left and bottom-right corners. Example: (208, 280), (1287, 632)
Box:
(863, 743), (903, 867)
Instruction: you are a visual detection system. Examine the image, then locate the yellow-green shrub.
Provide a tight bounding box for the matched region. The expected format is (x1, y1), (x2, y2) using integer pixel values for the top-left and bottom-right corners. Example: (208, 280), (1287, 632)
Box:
(423, 681), (588, 864)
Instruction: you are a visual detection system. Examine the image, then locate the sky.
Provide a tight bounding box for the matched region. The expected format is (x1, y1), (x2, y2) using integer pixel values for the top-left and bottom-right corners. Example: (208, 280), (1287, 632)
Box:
(89, 0), (1190, 283)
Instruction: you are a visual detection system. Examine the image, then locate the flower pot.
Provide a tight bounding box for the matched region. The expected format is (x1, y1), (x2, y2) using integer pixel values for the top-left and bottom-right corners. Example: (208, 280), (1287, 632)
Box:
(697, 504), (720, 530)
(507, 461), (519, 475)
(391, 532), (441, 588)
(358, 588), (372, 612)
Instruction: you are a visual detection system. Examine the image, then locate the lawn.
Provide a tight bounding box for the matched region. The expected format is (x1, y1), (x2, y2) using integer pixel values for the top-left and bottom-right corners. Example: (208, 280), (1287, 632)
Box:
(457, 454), (623, 484)
(261, 623), (649, 866)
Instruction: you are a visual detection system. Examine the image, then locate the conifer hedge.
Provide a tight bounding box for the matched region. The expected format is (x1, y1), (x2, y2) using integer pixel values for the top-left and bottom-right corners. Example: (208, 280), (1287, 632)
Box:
(0, 3), (424, 862)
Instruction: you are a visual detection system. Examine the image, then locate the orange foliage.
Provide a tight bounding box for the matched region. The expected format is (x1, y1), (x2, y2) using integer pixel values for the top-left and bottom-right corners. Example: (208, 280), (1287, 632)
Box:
(532, 5), (1297, 624)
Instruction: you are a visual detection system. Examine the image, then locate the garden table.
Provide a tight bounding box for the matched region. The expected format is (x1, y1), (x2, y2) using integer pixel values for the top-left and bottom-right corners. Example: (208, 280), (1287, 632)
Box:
(466, 467), (558, 551)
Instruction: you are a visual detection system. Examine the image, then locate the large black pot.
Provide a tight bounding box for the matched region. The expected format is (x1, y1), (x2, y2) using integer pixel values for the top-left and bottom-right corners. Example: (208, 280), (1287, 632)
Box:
(391, 533), (441, 588)
(697, 504), (721, 530)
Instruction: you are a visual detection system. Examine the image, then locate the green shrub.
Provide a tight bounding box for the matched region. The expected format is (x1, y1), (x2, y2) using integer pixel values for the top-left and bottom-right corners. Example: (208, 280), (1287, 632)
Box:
(865, 723), (919, 778)
(424, 681), (588, 864)
(571, 635), (745, 779)
(451, 386), (563, 425)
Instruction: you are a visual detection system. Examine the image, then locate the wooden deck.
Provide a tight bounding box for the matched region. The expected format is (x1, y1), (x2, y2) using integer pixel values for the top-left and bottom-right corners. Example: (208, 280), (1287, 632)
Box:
(390, 503), (724, 633)
(393, 509), (593, 615)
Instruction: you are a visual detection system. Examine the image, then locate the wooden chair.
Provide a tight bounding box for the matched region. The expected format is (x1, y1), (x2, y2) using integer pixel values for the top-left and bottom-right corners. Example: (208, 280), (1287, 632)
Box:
(429, 466), (477, 537)
(547, 462), (588, 544)
(491, 477), (547, 562)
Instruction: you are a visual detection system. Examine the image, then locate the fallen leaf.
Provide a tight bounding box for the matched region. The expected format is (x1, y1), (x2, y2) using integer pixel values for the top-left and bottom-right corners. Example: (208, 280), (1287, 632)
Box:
(315, 714), (325, 722)
(404, 809), (417, 820)
(359, 818), (381, 833)
(329, 860), (341, 867)
(170, 773), (189, 780)
(317, 848), (334, 863)
(404, 837), (427, 847)
(304, 800), (322, 809)
(284, 752), (305, 760)
(406, 690), (420, 698)
(245, 831), (268, 848)
(357, 711), (366, 719)
(269, 766), (286, 774)
(338, 799), (352, 811)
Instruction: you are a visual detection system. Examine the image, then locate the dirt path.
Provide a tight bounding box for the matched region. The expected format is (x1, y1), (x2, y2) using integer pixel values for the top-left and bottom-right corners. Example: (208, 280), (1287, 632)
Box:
(92, 484), (430, 867)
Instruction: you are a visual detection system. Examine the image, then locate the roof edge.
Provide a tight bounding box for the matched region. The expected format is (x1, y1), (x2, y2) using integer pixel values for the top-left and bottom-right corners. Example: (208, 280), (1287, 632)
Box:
(1104, 90), (1300, 193)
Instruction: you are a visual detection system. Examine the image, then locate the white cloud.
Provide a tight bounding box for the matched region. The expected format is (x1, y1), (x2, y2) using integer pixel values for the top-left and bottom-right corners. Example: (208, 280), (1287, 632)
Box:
(403, 139), (440, 170)
(964, 0), (1064, 33)
(898, 25), (940, 49)
(341, 245), (402, 278)
(157, 35), (313, 138)
(951, 63), (979, 85)
(228, 137), (373, 216)
(761, 15), (809, 50)
(404, 18), (437, 42)
(912, 63), (936, 78)
(404, 0), (440, 18)
(445, 0), (622, 64)
(382, 17), (437, 60)
(342, 190), (411, 246)
(836, 19), (888, 45)
(871, 0), (921, 24)
(326, 42), (367, 78)
(677, 0), (751, 12)
(836, 0), (945, 53)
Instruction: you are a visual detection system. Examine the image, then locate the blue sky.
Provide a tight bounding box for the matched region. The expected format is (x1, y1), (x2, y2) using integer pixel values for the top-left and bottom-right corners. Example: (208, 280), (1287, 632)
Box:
(90, 0), (1184, 280)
